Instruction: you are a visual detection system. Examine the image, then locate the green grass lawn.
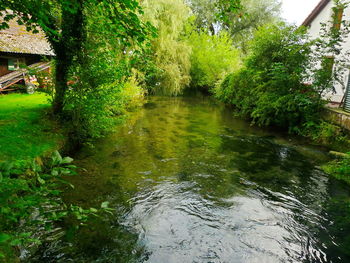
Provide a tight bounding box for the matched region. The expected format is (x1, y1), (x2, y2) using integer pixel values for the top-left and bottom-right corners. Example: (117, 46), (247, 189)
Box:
(0, 93), (63, 161)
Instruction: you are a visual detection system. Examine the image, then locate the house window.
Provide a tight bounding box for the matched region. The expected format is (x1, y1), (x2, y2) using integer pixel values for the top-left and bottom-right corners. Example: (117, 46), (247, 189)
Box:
(8, 58), (24, 71)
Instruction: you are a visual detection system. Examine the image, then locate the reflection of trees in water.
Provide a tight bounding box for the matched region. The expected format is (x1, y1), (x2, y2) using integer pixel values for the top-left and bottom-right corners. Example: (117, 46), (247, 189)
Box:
(314, 184), (350, 262)
(217, 134), (350, 262)
(219, 135), (313, 184)
(52, 97), (350, 262)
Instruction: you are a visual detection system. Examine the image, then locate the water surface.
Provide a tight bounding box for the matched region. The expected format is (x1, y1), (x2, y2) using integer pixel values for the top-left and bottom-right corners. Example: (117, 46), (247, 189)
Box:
(32, 96), (350, 263)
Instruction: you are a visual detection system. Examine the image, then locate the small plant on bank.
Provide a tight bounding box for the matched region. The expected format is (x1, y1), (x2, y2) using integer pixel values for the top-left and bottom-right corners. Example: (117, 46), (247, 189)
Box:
(0, 152), (110, 261)
(322, 153), (350, 184)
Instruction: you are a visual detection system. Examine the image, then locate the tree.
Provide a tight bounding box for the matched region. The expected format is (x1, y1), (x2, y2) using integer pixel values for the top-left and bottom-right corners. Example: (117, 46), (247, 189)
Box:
(188, 0), (280, 49)
(188, 0), (242, 34)
(226, 0), (281, 50)
(0, 0), (151, 114)
(187, 0), (217, 33)
(142, 0), (192, 96)
(215, 23), (321, 131)
(188, 30), (241, 91)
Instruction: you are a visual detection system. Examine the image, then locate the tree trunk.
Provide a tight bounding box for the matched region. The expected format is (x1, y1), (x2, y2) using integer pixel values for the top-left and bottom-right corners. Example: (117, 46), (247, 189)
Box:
(53, 57), (68, 114)
(209, 23), (215, 35)
(52, 0), (85, 115)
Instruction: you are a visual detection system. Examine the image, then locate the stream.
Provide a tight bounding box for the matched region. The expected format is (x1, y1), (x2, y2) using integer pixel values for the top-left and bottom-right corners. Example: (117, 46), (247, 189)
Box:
(31, 96), (350, 263)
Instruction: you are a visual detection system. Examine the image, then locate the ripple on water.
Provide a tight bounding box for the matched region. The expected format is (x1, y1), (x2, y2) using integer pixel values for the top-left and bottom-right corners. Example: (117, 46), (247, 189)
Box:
(119, 179), (332, 263)
(30, 97), (350, 263)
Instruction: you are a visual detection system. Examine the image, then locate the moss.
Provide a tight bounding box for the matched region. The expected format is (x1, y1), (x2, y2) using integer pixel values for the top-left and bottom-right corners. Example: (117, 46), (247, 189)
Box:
(0, 93), (63, 161)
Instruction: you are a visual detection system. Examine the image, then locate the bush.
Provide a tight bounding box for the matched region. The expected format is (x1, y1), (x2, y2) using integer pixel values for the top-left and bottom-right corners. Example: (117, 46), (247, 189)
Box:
(59, 3), (147, 144)
(215, 23), (324, 132)
(300, 120), (348, 145)
(322, 153), (350, 184)
(188, 31), (241, 92)
(64, 82), (128, 143)
(121, 70), (146, 111)
(0, 152), (101, 261)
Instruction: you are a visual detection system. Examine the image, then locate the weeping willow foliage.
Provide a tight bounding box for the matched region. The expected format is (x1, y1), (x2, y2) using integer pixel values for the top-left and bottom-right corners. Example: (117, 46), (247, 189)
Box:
(142, 0), (192, 96)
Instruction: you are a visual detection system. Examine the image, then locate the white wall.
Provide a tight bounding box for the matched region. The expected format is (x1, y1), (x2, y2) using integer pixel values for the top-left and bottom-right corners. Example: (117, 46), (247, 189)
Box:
(307, 1), (350, 103)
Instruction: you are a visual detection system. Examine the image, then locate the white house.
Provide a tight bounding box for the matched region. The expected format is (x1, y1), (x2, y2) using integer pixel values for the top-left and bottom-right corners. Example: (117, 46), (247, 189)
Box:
(302, 0), (350, 111)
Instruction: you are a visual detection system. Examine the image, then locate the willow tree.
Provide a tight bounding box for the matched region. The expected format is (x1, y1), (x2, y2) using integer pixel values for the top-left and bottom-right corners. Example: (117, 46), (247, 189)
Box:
(142, 0), (192, 96)
(188, 0), (242, 34)
(0, 0), (150, 114)
(188, 0), (280, 48)
(225, 0), (281, 51)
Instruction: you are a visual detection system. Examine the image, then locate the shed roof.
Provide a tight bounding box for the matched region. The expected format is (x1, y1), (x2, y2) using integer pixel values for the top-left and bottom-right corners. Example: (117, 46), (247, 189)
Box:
(0, 15), (55, 56)
(302, 0), (330, 27)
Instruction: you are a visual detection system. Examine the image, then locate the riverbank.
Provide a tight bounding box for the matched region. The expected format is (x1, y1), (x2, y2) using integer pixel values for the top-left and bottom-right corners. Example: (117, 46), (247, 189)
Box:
(0, 93), (68, 261)
(0, 91), (145, 261)
(0, 93), (64, 161)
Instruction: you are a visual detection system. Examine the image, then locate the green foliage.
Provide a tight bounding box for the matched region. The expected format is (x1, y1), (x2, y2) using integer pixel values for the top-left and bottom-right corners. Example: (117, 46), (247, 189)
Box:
(300, 120), (348, 145)
(188, 30), (241, 91)
(0, 151), (113, 261)
(224, 0), (281, 50)
(61, 4), (147, 143)
(121, 70), (146, 110)
(0, 0), (152, 115)
(188, 0), (242, 34)
(322, 153), (350, 184)
(188, 0), (280, 48)
(215, 0), (350, 140)
(0, 152), (84, 260)
(215, 23), (323, 131)
(142, 0), (192, 96)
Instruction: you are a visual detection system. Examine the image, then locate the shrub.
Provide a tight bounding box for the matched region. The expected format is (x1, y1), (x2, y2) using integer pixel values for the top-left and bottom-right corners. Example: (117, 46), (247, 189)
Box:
(300, 120), (348, 145)
(121, 70), (146, 111)
(64, 81), (127, 143)
(188, 31), (241, 92)
(322, 153), (350, 184)
(0, 152), (103, 260)
(215, 23), (324, 132)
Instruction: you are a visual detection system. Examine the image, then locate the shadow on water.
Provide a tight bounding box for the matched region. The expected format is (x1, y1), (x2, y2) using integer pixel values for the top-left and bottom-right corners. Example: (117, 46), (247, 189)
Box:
(30, 96), (350, 263)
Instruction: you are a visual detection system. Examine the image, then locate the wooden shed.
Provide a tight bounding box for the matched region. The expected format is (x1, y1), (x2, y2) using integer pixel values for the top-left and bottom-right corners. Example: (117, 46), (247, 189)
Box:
(0, 15), (54, 92)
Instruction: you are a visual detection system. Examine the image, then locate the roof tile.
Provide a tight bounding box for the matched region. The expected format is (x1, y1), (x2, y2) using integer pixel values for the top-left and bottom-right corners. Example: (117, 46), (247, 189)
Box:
(0, 15), (55, 56)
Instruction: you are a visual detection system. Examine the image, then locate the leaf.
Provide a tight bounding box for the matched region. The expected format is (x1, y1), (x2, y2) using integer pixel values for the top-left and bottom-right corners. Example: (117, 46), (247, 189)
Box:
(90, 208), (98, 213)
(51, 169), (59, 176)
(52, 151), (63, 165)
(0, 233), (11, 243)
(101, 201), (110, 209)
(62, 157), (74, 164)
(37, 176), (45, 185)
(10, 239), (22, 246)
